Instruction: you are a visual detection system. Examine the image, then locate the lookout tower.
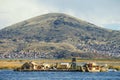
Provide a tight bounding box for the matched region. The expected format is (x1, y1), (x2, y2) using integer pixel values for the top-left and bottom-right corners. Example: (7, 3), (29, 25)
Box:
(71, 58), (77, 70)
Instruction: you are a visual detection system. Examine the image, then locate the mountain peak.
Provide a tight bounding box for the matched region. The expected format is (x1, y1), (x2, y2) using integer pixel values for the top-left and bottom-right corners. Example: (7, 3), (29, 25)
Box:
(0, 13), (120, 59)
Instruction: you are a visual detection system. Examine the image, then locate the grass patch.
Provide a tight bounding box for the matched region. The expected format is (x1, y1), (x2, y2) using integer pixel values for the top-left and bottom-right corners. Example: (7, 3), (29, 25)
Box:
(108, 65), (120, 71)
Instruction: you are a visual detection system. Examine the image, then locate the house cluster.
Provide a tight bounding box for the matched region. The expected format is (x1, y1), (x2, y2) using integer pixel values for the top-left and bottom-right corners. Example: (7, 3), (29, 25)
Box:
(14, 58), (108, 72)
(18, 61), (72, 71)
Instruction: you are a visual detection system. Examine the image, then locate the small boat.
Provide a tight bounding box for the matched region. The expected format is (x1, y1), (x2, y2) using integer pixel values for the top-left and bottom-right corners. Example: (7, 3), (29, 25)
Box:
(108, 69), (117, 72)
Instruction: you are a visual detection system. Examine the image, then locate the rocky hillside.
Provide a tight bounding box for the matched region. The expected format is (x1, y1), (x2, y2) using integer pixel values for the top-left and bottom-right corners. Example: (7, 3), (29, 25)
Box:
(0, 13), (120, 59)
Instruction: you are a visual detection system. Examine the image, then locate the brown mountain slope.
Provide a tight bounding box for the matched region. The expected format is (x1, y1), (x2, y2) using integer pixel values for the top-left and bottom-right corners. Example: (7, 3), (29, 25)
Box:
(0, 13), (120, 59)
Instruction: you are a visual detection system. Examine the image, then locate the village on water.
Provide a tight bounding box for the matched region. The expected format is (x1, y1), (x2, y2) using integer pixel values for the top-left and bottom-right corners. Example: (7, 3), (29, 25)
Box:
(14, 58), (108, 72)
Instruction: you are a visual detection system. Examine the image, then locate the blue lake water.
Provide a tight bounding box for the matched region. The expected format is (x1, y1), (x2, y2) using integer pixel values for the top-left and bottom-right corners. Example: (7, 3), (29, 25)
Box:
(0, 70), (120, 80)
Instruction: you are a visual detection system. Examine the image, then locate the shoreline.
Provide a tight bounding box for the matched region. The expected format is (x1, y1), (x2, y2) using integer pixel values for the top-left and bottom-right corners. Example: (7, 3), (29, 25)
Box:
(0, 59), (120, 71)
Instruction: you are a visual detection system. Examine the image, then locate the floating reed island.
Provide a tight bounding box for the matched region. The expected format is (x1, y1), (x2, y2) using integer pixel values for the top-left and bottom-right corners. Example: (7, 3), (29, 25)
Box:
(14, 58), (108, 72)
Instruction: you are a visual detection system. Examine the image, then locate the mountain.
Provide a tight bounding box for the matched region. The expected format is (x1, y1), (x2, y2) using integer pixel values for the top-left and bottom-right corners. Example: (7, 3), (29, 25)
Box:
(0, 13), (120, 59)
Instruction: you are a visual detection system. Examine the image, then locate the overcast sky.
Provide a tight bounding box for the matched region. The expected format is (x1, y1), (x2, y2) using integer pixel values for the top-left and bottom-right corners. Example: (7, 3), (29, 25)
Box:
(0, 0), (120, 30)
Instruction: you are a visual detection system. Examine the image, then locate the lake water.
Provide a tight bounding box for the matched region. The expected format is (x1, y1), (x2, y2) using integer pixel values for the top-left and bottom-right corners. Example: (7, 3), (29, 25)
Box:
(0, 70), (120, 80)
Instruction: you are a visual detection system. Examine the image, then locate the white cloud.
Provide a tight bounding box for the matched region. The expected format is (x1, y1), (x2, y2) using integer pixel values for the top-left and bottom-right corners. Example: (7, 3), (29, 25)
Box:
(0, 0), (120, 30)
(0, 0), (57, 29)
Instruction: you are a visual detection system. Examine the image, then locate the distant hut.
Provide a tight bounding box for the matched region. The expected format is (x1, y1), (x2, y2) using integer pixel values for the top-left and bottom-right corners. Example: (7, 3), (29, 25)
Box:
(42, 63), (51, 70)
(100, 64), (108, 72)
(83, 62), (100, 72)
(57, 63), (71, 69)
(21, 61), (39, 70)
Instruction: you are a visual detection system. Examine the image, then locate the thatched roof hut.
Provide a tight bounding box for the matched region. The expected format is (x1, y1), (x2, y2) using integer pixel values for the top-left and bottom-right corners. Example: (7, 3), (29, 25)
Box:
(21, 61), (39, 70)
(57, 63), (71, 69)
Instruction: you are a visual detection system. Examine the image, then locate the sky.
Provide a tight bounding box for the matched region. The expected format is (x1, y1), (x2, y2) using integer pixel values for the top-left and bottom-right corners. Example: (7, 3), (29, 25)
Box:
(0, 0), (120, 30)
